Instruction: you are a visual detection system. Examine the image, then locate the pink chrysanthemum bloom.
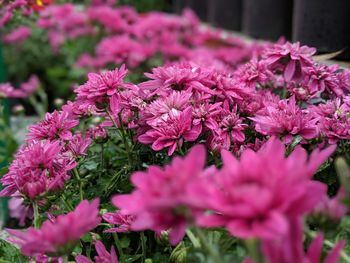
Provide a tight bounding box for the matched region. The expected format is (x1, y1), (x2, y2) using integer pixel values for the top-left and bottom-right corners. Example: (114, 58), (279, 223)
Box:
(264, 42), (316, 81)
(75, 65), (128, 108)
(311, 97), (350, 144)
(0, 83), (26, 98)
(7, 199), (100, 257)
(75, 240), (118, 263)
(140, 91), (191, 128)
(103, 211), (135, 233)
(139, 62), (215, 98)
(209, 103), (247, 147)
(138, 106), (201, 155)
(113, 145), (207, 245)
(304, 64), (342, 96)
(0, 140), (75, 199)
(65, 133), (92, 158)
(233, 57), (274, 89)
(192, 137), (335, 240)
(250, 96), (319, 143)
(62, 100), (97, 118)
(28, 110), (79, 141)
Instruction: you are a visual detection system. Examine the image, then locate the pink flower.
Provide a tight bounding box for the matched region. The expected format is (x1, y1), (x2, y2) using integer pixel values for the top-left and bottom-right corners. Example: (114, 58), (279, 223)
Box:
(233, 57), (274, 89)
(8, 197), (33, 226)
(66, 133), (92, 158)
(250, 96), (319, 143)
(0, 140), (75, 199)
(138, 106), (201, 155)
(75, 241), (118, 263)
(3, 26), (31, 44)
(304, 64), (342, 96)
(103, 211), (135, 233)
(262, 219), (345, 263)
(139, 62), (215, 98)
(28, 110), (79, 141)
(264, 42), (316, 81)
(113, 145), (207, 245)
(20, 75), (40, 95)
(209, 103), (247, 147)
(192, 137), (335, 240)
(7, 199), (101, 257)
(75, 65), (128, 107)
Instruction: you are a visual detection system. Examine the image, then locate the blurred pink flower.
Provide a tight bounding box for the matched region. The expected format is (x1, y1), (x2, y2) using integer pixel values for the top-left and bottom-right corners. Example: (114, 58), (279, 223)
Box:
(113, 145), (207, 245)
(103, 211), (135, 233)
(76, 240), (118, 263)
(192, 137), (335, 240)
(3, 26), (31, 44)
(7, 199), (100, 257)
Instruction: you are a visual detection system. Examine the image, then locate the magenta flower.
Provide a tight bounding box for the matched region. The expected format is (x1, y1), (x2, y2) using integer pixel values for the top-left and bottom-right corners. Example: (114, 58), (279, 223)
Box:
(7, 199), (101, 257)
(262, 219), (344, 263)
(75, 65), (128, 107)
(8, 196), (33, 226)
(0, 140), (75, 199)
(103, 211), (135, 233)
(305, 64), (342, 96)
(138, 106), (201, 155)
(139, 63), (215, 98)
(76, 241), (118, 263)
(312, 97), (350, 144)
(3, 25), (31, 44)
(66, 133), (92, 158)
(250, 96), (319, 143)
(210, 103), (247, 147)
(264, 42), (316, 81)
(28, 110), (79, 141)
(113, 145), (207, 245)
(192, 137), (335, 240)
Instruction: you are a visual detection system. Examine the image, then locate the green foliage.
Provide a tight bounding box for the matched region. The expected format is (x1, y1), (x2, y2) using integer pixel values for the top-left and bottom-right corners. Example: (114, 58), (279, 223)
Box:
(0, 238), (27, 263)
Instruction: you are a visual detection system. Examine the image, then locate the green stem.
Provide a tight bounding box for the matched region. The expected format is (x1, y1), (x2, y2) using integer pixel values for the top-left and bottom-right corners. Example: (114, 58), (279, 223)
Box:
(306, 230), (350, 263)
(61, 194), (74, 211)
(244, 239), (264, 263)
(112, 233), (125, 260)
(106, 110), (132, 167)
(193, 227), (222, 263)
(141, 232), (147, 261)
(186, 229), (200, 248)
(62, 254), (68, 263)
(33, 202), (40, 229)
(73, 168), (83, 202)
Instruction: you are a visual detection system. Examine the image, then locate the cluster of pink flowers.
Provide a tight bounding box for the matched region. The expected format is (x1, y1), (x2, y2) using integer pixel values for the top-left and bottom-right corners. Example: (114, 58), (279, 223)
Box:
(8, 199), (100, 257)
(0, 75), (40, 98)
(112, 137), (344, 261)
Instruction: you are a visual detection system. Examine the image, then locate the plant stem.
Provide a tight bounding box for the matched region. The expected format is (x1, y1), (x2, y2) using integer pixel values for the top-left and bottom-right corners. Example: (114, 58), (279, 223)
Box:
(193, 227), (222, 263)
(141, 231), (147, 261)
(62, 255), (68, 263)
(73, 168), (83, 202)
(61, 194), (74, 211)
(33, 202), (40, 229)
(244, 239), (264, 263)
(106, 110), (132, 167)
(112, 233), (125, 260)
(186, 229), (201, 248)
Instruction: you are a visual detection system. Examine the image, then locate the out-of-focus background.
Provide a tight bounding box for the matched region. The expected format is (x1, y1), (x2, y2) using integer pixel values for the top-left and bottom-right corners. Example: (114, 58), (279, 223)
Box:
(0, 0), (349, 227)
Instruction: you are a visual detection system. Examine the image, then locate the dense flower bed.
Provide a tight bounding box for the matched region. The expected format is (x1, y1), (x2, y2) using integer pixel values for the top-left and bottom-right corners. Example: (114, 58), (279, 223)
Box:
(1, 1), (350, 263)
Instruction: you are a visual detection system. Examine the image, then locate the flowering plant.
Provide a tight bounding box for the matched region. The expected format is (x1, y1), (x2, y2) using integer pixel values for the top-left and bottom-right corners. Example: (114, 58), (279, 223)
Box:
(1, 2), (350, 263)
